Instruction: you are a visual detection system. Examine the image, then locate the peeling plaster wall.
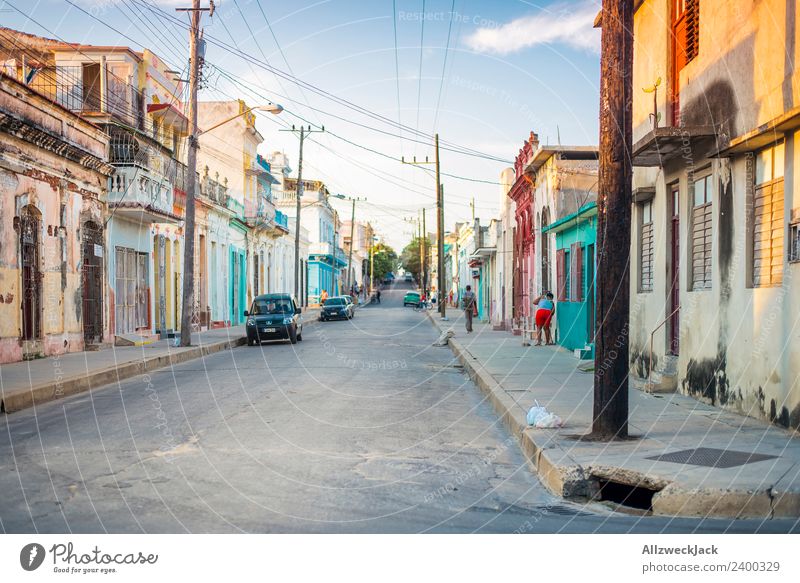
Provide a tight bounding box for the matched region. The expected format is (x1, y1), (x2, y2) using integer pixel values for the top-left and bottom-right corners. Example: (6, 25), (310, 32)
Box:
(0, 125), (108, 363)
(630, 0), (800, 430)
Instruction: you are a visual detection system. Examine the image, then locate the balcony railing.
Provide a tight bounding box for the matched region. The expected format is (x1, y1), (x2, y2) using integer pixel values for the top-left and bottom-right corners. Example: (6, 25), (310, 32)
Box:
(227, 196), (245, 219)
(275, 210), (289, 230)
(108, 166), (174, 215)
(27, 65), (145, 130)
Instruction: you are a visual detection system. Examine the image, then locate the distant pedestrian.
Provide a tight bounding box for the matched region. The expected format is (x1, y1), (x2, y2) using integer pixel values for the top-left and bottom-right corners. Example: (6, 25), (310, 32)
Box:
(533, 292), (555, 346)
(448, 290), (454, 307)
(320, 289), (329, 304)
(462, 285), (476, 333)
(376, 289), (381, 304)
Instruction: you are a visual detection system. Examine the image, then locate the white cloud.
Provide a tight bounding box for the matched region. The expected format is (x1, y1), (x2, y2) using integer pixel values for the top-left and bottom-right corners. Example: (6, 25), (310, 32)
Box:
(464, 2), (600, 55)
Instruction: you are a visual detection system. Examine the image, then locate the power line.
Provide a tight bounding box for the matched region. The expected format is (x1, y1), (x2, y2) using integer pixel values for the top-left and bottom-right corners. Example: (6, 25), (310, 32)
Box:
(431, 0), (456, 133)
(129, 0), (512, 163)
(414, 0), (426, 139)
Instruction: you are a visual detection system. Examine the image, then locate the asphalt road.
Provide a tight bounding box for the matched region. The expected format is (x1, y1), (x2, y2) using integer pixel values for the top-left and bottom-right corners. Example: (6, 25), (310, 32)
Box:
(0, 281), (795, 533)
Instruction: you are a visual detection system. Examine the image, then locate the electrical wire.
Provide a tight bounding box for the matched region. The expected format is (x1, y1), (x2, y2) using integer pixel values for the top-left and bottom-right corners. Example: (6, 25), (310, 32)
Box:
(129, 0), (512, 163)
(431, 0), (456, 133)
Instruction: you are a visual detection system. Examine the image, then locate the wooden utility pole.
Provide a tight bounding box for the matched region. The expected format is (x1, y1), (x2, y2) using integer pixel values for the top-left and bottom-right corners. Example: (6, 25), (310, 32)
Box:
(400, 140), (442, 308)
(418, 213), (423, 288)
(422, 207), (427, 297)
(346, 197), (356, 291)
(592, 0), (634, 439)
(280, 125), (324, 301)
(178, 0), (213, 347)
(435, 134), (445, 319)
(342, 196), (364, 292)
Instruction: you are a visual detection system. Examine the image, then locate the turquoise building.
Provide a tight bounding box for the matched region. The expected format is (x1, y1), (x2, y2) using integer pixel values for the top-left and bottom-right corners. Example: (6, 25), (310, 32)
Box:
(227, 197), (249, 325)
(543, 202), (597, 359)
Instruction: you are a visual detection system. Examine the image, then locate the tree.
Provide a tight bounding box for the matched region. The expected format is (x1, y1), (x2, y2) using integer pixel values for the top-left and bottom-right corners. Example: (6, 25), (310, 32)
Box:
(400, 236), (430, 283)
(371, 242), (398, 282)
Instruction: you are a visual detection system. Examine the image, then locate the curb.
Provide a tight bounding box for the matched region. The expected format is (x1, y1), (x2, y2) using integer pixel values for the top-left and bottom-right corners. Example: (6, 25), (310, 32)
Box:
(424, 312), (800, 519)
(3, 312), (324, 414)
(1, 336), (248, 413)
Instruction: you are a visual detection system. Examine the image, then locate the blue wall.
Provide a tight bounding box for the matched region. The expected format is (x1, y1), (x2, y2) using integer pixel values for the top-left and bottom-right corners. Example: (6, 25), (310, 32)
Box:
(551, 210), (597, 355)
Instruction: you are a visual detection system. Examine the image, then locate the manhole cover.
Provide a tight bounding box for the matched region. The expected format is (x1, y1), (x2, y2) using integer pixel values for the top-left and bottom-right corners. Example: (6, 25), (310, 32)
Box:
(646, 447), (778, 469)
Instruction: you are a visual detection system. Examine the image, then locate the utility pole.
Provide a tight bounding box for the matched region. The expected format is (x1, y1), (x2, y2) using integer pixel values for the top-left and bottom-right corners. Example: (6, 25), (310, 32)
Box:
(401, 135), (443, 316)
(592, 0), (633, 439)
(369, 240), (375, 293)
(280, 125), (324, 302)
(178, 0), (213, 347)
(422, 207), (427, 297)
(418, 212), (423, 291)
(345, 197), (363, 293)
(435, 134), (445, 319)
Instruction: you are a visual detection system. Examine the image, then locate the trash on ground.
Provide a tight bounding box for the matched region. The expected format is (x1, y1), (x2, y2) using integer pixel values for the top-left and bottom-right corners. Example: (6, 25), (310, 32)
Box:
(526, 401), (564, 428)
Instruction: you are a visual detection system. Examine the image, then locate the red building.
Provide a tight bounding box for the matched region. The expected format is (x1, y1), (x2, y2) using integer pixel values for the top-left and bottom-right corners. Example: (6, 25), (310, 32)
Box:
(507, 131), (539, 324)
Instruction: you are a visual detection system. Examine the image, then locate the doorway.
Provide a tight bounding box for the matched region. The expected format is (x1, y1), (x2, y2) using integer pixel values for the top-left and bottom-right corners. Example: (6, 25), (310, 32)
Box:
(667, 185), (681, 354)
(19, 206), (42, 342)
(586, 243), (596, 343)
(81, 221), (104, 344)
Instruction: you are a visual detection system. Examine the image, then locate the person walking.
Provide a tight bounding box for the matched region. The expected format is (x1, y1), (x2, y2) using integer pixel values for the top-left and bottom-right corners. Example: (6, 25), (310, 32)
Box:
(376, 289), (381, 304)
(462, 285), (476, 333)
(320, 289), (329, 305)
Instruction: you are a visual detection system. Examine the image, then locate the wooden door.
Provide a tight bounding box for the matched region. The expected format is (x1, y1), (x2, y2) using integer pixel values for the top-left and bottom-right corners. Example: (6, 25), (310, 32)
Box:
(668, 185), (681, 354)
(20, 209), (41, 341)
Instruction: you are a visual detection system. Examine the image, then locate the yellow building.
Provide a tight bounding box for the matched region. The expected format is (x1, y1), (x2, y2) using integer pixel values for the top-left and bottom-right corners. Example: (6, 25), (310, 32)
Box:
(625, 0), (800, 430)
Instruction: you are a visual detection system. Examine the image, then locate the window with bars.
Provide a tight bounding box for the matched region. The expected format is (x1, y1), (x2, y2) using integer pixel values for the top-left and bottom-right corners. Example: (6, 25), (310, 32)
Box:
(790, 222), (800, 263)
(691, 174), (713, 290)
(639, 200), (654, 292)
(752, 141), (785, 287)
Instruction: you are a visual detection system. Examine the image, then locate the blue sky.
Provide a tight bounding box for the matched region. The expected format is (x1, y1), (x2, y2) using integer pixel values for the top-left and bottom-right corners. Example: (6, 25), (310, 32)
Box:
(1, 0), (602, 248)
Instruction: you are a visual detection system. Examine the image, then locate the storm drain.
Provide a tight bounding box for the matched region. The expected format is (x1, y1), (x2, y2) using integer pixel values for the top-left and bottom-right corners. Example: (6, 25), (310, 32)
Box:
(645, 447), (778, 469)
(596, 479), (659, 512)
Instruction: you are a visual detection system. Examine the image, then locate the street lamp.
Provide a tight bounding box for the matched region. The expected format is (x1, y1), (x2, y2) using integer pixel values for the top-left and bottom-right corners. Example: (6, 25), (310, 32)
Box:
(180, 102), (282, 347)
(199, 103), (283, 135)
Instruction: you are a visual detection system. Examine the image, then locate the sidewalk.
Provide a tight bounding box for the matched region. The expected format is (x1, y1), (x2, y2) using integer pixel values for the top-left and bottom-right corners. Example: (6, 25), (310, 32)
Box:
(428, 313), (800, 519)
(0, 307), (320, 413)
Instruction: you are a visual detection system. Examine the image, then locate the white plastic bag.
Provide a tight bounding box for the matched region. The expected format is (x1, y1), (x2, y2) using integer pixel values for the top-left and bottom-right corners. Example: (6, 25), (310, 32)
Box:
(526, 400), (563, 428)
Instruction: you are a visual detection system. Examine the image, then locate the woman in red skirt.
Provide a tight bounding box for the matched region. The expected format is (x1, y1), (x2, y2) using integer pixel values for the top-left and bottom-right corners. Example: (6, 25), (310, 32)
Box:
(533, 292), (555, 346)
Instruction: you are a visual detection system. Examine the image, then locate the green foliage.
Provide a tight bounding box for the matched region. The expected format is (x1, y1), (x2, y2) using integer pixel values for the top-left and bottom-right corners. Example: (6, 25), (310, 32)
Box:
(371, 242), (398, 282)
(400, 236), (431, 282)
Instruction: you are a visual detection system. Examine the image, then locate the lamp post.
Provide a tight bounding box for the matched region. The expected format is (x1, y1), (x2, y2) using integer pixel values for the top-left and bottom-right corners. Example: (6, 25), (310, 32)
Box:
(179, 101), (282, 346)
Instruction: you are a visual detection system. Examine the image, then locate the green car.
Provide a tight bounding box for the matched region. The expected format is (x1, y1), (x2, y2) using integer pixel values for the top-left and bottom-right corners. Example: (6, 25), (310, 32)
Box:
(403, 291), (421, 307)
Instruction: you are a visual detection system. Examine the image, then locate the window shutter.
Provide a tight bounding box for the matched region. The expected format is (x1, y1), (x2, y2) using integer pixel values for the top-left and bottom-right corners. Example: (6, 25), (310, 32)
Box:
(572, 242), (583, 302)
(686, 0), (700, 61)
(556, 249), (566, 302)
(753, 180), (785, 286)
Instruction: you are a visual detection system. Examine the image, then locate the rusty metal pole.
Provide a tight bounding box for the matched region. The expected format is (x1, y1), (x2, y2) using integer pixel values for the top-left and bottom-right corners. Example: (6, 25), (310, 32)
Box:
(592, 0), (633, 439)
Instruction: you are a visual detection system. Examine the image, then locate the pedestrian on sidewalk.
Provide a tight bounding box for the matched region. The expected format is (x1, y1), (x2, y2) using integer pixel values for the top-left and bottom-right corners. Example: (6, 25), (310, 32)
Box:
(462, 285), (476, 333)
(533, 292), (555, 346)
(320, 289), (329, 305)
(376, 289), (381, 304)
